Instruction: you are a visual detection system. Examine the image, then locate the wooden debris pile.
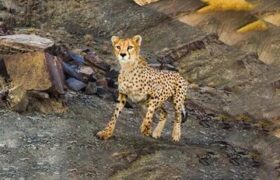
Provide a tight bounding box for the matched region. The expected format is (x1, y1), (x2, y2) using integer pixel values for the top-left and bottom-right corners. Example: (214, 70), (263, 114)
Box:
(0, 34), (118, 113)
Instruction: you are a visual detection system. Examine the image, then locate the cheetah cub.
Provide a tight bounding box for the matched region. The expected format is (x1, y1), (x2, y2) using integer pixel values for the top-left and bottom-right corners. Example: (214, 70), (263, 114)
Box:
(97, 35), (188, 142)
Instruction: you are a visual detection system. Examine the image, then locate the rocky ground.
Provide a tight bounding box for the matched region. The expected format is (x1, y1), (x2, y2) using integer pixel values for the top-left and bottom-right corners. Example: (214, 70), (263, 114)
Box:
(0, 94), (279, 179)
(0, 0), (280, 179)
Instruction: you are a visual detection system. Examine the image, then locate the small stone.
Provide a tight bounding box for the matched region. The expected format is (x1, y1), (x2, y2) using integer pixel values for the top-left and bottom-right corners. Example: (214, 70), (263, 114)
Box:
(273, 128), (280, 138)
(96, 86), (112, 99)
(96, 78), (108, 88)
(85, 82), (97, 95)
(84, 34), (94, 45)
(78, 66), (94, 76)
(66, 78), (86, 91)
(208, 82), (215, 88)
(84, 51), (110, 71)
(189, 83), (199, 90)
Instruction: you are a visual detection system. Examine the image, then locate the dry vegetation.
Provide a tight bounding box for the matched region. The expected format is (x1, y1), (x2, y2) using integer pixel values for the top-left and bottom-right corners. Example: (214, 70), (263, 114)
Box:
(263, 12), (280, 26)
(195, 0), (272, 33)
(237, 20), (268, 33)
(197, 0), (254, 13)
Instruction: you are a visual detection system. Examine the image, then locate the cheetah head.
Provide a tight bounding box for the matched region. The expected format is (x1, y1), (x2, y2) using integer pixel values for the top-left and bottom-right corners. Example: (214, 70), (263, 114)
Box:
(111, 35), (142, 63)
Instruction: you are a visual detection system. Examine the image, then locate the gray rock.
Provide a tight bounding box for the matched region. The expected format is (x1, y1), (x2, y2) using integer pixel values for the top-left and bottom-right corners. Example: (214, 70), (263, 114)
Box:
(66, 78), (86, 91)
(85, 82), (97, 95)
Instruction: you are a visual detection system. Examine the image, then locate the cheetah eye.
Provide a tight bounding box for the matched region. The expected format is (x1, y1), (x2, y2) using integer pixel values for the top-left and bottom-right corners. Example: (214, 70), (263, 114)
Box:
(115, 46), (121, 50)
(127, 46), (133, 50)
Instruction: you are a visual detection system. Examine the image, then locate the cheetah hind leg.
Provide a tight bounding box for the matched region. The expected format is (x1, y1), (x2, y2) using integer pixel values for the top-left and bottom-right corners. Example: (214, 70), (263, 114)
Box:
(172, 94), (186, 142)
(140, 99), (160, 136)
(152, 107), (167, 139)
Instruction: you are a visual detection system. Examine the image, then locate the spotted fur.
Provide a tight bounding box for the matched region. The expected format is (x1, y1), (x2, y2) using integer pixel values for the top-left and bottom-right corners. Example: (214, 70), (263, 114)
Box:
(96, 35), (188, 142)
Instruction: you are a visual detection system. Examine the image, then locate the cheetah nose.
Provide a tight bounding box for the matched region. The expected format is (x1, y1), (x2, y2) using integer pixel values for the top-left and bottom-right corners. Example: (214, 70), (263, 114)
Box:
(120, 53), (127, 57)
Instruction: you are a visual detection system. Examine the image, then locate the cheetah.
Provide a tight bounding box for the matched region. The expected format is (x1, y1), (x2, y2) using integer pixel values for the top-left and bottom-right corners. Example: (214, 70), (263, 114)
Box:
(96, 35), (188, 142)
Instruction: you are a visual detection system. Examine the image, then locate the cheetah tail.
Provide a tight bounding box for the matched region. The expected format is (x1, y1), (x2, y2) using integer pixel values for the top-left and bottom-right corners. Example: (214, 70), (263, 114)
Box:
(181, 104), (188, 123)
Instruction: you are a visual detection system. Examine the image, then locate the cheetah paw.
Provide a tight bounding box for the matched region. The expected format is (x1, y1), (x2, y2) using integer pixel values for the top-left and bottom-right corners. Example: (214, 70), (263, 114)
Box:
(134, 0), (146, 6)
(96, 130), (112, 140)
(172, 131), (181, 142)
(152, 129), (161, 139)
(172, 135), (180, 142)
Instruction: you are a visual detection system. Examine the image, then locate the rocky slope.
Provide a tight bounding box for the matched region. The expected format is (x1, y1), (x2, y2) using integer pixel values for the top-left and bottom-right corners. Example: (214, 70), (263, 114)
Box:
(0, 0), (280, 179)
(0, 94), (279, 179)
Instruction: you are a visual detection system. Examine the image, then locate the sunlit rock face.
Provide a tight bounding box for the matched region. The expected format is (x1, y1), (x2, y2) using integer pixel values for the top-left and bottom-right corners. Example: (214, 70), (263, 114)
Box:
(147, 0), (280, 66)
(197, 0), (254, 13)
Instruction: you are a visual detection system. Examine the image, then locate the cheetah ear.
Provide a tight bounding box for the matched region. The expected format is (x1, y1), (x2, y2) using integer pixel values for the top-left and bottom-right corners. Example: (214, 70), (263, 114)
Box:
(111, 36), (120, 45)
(133, 35), (142, 46)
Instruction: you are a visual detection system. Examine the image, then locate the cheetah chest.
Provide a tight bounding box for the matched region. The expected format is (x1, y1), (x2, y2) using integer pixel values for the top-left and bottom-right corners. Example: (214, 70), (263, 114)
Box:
(118, 81), (147, 103)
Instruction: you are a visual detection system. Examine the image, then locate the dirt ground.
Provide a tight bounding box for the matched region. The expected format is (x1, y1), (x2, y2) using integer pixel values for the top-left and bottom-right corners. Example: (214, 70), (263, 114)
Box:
(0, 93), (279, 179)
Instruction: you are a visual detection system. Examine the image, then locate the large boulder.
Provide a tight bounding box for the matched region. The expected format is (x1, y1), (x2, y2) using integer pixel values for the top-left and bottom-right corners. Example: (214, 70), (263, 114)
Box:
(0, 34), (65, 112)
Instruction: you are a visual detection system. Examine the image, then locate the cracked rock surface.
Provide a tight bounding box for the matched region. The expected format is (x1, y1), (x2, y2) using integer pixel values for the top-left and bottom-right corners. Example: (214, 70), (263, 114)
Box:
(0, 94), (279, 179)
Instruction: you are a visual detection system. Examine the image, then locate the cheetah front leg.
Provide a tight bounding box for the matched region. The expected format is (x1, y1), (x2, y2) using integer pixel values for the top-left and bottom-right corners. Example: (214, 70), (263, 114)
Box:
(152, 107), (167, 139)
(96, 93), (127, 140)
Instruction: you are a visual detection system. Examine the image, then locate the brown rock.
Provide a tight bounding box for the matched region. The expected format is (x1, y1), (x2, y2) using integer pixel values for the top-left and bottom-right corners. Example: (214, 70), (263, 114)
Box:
(45, 54), (65, 95)
(96, 78), (108, 88)
(84, 51), (110, 72)
(78, 65), (94, 77)
(28, 90), (50, 99)
(4, 52), (53, 90)
(27, 97), (66, 113)
(3, 52), (65, 110)
(0, 34), (54, 54)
